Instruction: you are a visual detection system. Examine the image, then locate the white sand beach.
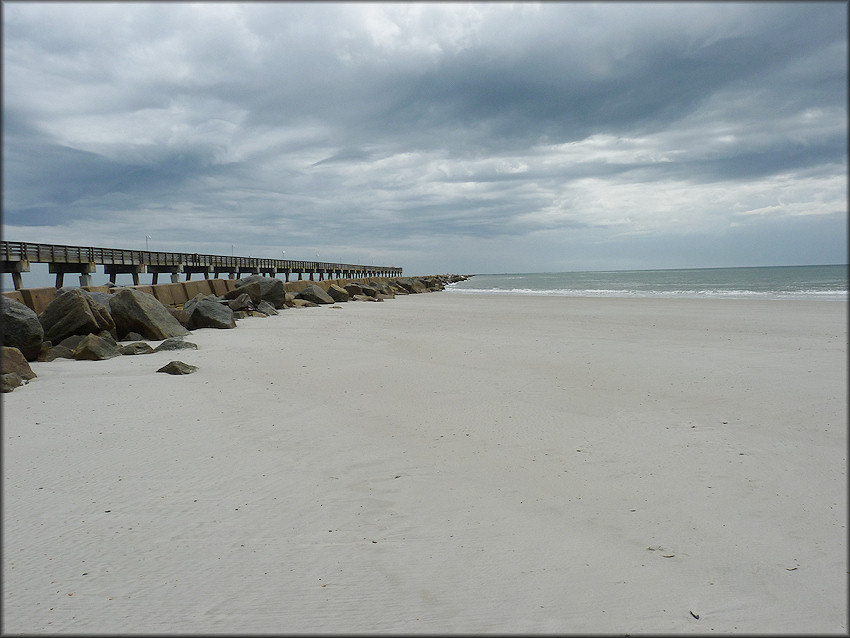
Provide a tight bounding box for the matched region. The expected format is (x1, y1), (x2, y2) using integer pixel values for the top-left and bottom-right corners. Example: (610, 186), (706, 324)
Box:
(3, 293), (847, 634)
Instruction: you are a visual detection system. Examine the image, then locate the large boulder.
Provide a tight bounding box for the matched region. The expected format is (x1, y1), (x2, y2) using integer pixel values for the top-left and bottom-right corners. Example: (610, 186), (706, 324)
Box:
(326, 284), (350, 302)
(156, 360), (198, 375)
(167, 306), (191, 329)
(38, 288), (116, 345)
(396, 277), (428, 294)
(343, 283), (363, 297)
(72, 333), (123, 361)
(224, 282), (262, 305)
(38, 335), (77, 361)
(153, 337), (199, 353)
(388, 281), (409, 295)
(183, 295), (236, 329)
(57, 334), (87, 351)
(422, 276), (445, 291)
(235, 275), (287, 308)
(1, 296), (44, 361)
(369, 281), (395, 297)
(227, 293), (253, 311)
(2, 373), (26, 393)
(256, 300), (279, 316)
(1, 346), (37, 380)
(359, 283), (380, 298)
(109, 288), (190, 340)
(120, 342), (155, 356)
(80, 290), (114, 307)
(296, 284), (334, 305)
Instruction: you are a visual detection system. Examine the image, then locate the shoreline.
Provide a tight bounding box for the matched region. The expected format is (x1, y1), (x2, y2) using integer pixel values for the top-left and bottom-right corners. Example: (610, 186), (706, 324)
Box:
(444, 288), (848, 301)
(3, 293), (846, 633)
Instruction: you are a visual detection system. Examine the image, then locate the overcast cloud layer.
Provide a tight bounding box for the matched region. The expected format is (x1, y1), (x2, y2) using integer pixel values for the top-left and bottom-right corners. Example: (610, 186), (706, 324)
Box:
(2, 2), (847, 275)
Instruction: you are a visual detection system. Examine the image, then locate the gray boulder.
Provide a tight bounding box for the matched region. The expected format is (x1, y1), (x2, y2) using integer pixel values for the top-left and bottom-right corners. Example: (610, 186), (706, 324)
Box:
(96, 330), (118, 346)
(57, 334), (87, 351)
(183, 294), (236, 329)
(227, 293), (253, 311)
(38, 333), (89, 361)
(283, 292), (298, 308)
(326, 284), (350, 302)
(235, 275), (287, 308)
(120, 342), (155, 355)
(153, 337), (198, 353)
(120, 331), (147, 342)
(296, 284), (334, 304)
(1, 346), (37, 381)
(343, 283), (363, 297)
(359, 283), (380, 298)
(109, 288), (190, 340)
(81, 290), (115, 307)
(72, 333), (123, 361)
(156, 360), (198, 375)
(370, 281), (395, 297)
(396, 278), (427, 294)
(167, 306), (191, 329)
(224, 282), (262, 305)
(422, 276), (445, 291)
(40, 344), (76, 362)
(2, 372), (25, 393)
(256, 300), (279, 316)
(1, 296), (44, 361)
(38, 288), (116, 344)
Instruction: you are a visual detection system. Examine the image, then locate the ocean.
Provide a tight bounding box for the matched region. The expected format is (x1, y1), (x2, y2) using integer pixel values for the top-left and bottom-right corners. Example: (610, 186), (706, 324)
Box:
(444, 264), (848, 300)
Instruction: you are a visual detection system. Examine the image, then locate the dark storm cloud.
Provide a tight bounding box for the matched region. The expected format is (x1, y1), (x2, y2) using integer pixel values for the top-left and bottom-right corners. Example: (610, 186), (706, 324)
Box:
(2, 2), (846, 273)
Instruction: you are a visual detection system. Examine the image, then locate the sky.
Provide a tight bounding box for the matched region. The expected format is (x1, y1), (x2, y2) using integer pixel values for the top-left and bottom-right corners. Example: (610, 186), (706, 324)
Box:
(2, 1), (847, 282)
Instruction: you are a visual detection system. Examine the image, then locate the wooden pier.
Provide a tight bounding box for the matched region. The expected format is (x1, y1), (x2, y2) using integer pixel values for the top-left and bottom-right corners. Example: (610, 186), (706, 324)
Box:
(0, 241), (402, 290)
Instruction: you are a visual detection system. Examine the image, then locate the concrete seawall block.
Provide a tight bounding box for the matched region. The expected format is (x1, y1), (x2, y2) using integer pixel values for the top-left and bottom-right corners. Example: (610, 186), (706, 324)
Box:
(161, 283), (189, 306)
(128, 285), (156, 297)
(183, 280), (214, 299)
(21, 287), (58, 315)
(152, 285), (176, 307)
(210, 279), (229, 296)
(1, 290), (26, 306)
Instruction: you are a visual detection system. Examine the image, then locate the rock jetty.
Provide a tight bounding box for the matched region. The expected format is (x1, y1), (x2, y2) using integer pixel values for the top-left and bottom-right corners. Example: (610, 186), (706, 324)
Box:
(1, 274), (470, 392)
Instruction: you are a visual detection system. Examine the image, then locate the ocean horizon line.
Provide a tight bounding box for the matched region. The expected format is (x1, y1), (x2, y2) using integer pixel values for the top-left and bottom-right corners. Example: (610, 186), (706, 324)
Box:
(470, 263), (848, 277)
(446, 264), (847, 301)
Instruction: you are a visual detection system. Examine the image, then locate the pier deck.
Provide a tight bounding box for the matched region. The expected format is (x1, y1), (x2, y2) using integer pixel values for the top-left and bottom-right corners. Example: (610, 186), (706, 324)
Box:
(1, 241), (401, 290)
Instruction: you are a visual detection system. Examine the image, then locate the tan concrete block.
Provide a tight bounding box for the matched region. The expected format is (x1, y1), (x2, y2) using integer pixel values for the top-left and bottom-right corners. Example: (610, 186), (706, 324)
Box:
(152, 284), (176, 307)
(1, 290), (26, 306)
(209, 279), (229, 296)
(128, 285), (156, 297)
(283, 280), (312, 293)
(20, 287), (58, 315)
(183, 280), (214, 299)
(162, 282), (189, 306)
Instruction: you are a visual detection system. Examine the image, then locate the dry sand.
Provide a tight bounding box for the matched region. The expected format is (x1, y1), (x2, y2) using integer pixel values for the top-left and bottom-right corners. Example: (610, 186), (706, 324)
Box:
(3, 293), (846, 634)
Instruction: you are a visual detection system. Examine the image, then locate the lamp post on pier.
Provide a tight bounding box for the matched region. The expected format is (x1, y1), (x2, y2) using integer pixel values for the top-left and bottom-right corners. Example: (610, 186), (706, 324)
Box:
(145, 235), (151, 251)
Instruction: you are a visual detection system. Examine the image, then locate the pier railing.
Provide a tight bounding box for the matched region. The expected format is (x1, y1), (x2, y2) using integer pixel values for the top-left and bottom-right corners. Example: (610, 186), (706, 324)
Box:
(0, 241), (402, 289)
